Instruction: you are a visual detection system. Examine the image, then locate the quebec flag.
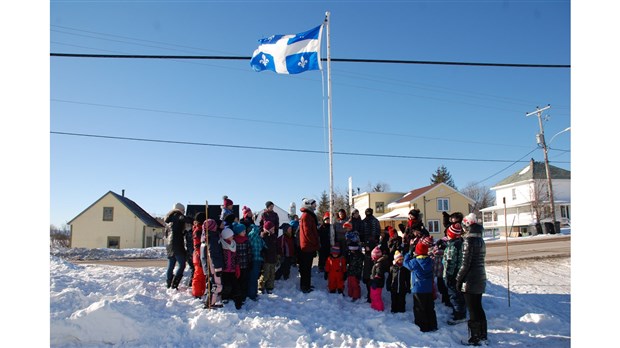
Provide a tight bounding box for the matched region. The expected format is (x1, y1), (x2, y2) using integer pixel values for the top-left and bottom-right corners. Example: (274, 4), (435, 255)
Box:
(250, 25), (323, 74)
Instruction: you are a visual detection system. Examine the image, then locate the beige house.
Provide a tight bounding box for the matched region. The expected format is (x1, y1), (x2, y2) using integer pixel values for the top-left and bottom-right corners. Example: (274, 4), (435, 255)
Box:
(68, 190), (165, 249)
(353, 183), (475, 237)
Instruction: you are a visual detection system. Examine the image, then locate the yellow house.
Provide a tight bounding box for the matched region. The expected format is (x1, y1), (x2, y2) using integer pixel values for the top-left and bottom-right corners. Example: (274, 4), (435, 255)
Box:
(68, 190), (165, 249)
(354, 183), (475, 237)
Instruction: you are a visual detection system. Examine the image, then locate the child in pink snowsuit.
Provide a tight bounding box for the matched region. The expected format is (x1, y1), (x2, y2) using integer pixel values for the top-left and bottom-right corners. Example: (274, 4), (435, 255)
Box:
(369, 246), (387, 311)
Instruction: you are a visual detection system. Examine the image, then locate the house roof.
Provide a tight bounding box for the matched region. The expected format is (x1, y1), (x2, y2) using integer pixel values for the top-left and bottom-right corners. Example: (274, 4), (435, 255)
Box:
(69, 191), (164, 228)
(393, 183), (440, 204)
(494, 161), (571, 187)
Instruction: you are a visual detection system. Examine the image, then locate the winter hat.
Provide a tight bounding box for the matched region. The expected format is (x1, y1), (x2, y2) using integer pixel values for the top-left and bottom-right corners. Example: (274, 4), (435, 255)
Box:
(371, 246), (382, 261)
(323, 212), (331, 220)
(232, 222), (246, 235)
(264, 220), (275, 231)
(302, 198), (316, 210)
(447, 223), (463, 239)
(331, 245), (341, 255)
(289, 220), (299, 230)
(348, 244), (360, 251)
(415, 241), (429, 256)
(265, 201), (274, 208)
(345, 231), (360, 244)
(343, 222), (353, 230)
(173, 203), (185, 214)
(422, 236), (434, 247)
(194, 212), (206, 225)
(242, 206), (253, 219)
(222, 195), (233, 207)
(462, 213), (477, 227)
(221, 227), (234, 240)
(393, 250), (404, 264)
(365, 208), (373, 216)
(408, 209), (420, 219)
(387, 226), (396, 239)
(205, 219), (217, 232)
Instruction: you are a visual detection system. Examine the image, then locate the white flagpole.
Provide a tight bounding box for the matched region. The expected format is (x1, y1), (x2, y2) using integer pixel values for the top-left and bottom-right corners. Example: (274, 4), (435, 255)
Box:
(324, 11), (335, 247)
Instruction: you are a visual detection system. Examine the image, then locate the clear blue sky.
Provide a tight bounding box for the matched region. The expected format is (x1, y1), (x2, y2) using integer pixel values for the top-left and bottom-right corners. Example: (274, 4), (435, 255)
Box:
(45, 1), (575, 227)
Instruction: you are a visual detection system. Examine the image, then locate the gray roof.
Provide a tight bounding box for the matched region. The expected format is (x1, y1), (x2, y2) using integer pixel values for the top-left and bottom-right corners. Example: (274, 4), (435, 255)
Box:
(494, 161), (571, 187)
(108, 191), (164, 228)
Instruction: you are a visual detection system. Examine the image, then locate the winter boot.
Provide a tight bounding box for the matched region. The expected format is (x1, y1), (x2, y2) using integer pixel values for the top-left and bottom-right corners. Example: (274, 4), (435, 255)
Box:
(461, 321), (482, 346)
(171, 275), (182, 290)
(166, 278), (172, 289)
(480, 320), (488, 343)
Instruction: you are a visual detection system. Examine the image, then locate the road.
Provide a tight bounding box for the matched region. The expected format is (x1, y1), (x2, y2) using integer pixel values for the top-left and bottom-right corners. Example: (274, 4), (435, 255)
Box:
(73, 235), (570, 267)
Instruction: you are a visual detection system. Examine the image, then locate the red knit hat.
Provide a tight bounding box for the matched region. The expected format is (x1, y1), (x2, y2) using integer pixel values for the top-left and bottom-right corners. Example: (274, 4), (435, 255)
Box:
(371, 246), (382, 261)
(222, 195), (233, 207)
(323, 212), (330, 220)
(264, 220), (275, 231)
(415, 241), (429, 256)
(343, 222), (353, 230)
(447, 223), (463, 239)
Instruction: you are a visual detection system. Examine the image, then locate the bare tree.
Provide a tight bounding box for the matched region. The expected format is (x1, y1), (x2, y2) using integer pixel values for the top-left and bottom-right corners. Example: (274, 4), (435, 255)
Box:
(461, 182), (494, 214)
(50, 223), (71, 248)
(530, 179), (551, 225)
(365, 181), (391, 192)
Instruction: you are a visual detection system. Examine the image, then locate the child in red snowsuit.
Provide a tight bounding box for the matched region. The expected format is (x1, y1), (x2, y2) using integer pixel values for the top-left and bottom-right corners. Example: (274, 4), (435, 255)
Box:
(325, 245), (347, 294)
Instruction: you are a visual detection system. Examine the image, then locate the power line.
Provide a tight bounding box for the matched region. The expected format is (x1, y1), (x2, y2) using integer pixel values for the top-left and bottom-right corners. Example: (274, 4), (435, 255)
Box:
(50, 53), (570, 69)
(50, 131), (569, 165)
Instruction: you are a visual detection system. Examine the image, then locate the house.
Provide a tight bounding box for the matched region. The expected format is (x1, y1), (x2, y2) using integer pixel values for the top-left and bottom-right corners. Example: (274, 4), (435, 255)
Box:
(352, 183), (475, 237)
(68, 190), (165, 249)
(480, 159), (571, 236)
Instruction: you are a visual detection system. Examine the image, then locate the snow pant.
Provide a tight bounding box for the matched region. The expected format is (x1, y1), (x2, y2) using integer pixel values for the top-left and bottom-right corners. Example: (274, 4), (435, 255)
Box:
(205, 263), (222, 307)
(259, 262), (276, 291)
(192, 250), (206, 297)
(166, 253), (186, 289)
(390, 291), (407, 313)
(275, 256), (293, 280)
(413, 292), (438, 332)
(247, 260), (263, 300)
(445, 276), (467, 319)
(370, 287), (384, 311)
(436, 275), (451, 305)
(221, 271), (242, 308)
(464, 292), (487, 341)
(237, 268), (249, 304)
(298, 250), (315, 292)
(347, 275), (361, 300)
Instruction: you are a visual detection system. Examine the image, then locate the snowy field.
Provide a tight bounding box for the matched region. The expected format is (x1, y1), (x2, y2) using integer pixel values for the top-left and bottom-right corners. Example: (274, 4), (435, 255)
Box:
(47, 234), (573, 348)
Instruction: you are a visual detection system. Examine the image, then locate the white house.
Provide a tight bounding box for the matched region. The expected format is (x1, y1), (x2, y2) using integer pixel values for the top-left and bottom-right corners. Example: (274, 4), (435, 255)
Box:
(480, 159), (570, 236)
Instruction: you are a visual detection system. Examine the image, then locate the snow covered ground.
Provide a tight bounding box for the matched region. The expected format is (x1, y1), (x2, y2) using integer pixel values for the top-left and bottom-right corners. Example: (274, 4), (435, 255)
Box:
(45, 232), (574, 347)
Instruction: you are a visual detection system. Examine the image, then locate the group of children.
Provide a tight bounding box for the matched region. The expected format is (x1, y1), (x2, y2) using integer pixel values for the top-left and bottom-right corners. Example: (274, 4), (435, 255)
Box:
(169, 199), (472, 336)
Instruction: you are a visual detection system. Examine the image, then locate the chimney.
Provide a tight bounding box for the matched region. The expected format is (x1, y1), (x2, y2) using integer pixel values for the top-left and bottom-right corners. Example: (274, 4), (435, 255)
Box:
(122, 189), (125, 197)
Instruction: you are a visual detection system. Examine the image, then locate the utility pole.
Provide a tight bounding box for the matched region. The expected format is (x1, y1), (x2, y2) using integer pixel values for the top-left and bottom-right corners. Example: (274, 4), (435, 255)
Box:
(526, 105), (558, 233)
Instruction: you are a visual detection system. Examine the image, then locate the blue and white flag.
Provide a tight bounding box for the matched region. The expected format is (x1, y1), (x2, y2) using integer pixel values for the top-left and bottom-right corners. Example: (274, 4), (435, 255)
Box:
(250, 25), (323, 74)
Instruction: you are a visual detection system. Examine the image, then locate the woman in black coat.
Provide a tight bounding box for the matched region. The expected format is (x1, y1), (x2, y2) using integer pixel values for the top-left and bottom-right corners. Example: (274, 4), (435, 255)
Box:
(456, 213), (487, 345)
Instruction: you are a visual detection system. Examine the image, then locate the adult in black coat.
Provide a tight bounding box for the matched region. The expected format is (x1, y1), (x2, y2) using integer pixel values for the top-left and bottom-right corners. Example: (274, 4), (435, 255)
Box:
(165, 203), (188, 289)
(456, 213), (487, 345)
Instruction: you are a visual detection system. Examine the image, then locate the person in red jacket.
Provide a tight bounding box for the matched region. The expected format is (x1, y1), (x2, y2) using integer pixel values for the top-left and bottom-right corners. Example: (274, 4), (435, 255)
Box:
(298, 197), (319, 293)
(191, 212), (207, 298)
(325, 245), (347, 294)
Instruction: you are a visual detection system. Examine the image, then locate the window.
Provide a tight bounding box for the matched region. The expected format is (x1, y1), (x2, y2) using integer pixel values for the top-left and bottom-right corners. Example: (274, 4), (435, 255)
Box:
(107, 236), (120, 249)
(375, 202), (385, 214)
(561, 205), (570, 219)
(427, 220), (440, 233)
(437, 198), (449, 211)
(512, 188), (517, 200)
(103, 207), (114, 221)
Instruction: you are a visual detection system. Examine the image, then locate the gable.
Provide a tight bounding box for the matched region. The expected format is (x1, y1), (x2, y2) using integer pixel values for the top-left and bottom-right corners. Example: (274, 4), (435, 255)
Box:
(494, 161), (571, 188)
(69, 191), (164, 228)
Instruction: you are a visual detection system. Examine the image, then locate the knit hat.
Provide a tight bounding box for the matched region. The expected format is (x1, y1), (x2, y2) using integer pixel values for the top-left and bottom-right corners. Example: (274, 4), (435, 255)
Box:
(365, 208), (373, 216)
(447, 223), (463, 239)
(265, 200), (274, 208)
(393, 250), (404, 264)
(462, 213), (477, 227)
(173, 203), (185, 214)
(205, 219), (217, 232)
(302, 197), (316, 210)
(242, 206), (253, 219)
(194, 212), (206, 225)
(387, 226), (396, 239)
(222, 195), (233, 207)
(343, 222), (352, 230)
(221, 227), (234, 240)
(323, 212), (330, 220)
(331, 245), (341, 255)
(371, 246), (382, 261)
(232, 222), (246, 235)
(415, 241), (429, 256)
(345, 231), (360, 244)
(264, 220), (275, 231)
(348, 244), (360, 251)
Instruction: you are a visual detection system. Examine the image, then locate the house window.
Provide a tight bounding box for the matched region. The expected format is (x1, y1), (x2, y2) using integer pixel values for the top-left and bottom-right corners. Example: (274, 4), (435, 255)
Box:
(107, 236), (120, 249)
(561, 206), (570, 219)
(375, 202), (385, 214)
(103, 207), (114, 221)
(427, 220), (440, 233)
(512, 188), (517, 200)
(437, 198), (449, 212)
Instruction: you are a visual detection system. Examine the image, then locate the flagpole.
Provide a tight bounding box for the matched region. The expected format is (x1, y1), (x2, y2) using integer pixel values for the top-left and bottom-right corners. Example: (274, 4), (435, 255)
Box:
(324, 11), (335, 247)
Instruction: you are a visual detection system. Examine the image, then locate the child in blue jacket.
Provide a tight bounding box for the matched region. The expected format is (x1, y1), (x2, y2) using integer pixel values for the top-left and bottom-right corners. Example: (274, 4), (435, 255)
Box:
(403, 239), (438, 332)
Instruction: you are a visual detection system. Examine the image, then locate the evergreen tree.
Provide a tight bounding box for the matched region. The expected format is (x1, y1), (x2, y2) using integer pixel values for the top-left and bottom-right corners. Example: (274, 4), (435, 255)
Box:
(317, 191), (330, 218)
(431, 165), (457, 189)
